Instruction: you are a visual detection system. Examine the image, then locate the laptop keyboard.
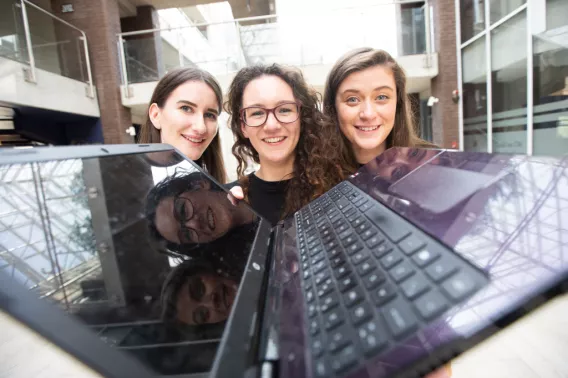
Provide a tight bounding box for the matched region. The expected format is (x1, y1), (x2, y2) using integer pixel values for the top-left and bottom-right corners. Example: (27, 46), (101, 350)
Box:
(295, 182), (488, 377)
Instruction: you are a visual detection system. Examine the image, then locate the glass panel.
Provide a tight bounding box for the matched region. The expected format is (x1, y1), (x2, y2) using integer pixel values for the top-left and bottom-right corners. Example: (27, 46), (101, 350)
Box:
(462, 38), (488, 152)
(489, 0), (525, 25)
(491, 11), (527, 153)
(24, 4), (88, 82)
(400, 3), (426, 55)
(533, 0), (568, 156)
(460, 0), (486, 43)
(1, 153), (260, 375)
(0, 2), (27, 63)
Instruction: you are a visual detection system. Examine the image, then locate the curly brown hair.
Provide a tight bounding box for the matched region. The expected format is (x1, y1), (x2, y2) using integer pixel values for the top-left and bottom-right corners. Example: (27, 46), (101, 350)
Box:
(323, 48), (436, 171)
(225, 64), (348, 218)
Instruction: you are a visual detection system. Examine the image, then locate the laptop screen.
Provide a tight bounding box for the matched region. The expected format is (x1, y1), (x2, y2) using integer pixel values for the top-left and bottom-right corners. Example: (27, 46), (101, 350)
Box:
(0, 150), (260, 375)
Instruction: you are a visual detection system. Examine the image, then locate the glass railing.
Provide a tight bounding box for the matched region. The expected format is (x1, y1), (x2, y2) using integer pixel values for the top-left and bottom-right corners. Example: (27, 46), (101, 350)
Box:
(0, 0), (94, 97)
(118, 2), (433, 87)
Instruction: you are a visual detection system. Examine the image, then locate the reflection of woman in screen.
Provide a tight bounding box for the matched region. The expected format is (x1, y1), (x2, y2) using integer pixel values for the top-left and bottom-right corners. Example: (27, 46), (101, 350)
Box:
(160, 238), (249, 326)
(145, 171), (257, 251)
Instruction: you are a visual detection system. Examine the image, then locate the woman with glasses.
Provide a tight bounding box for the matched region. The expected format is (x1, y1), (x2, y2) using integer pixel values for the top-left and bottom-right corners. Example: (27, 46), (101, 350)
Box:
(145, 171), (257, 253)
(139, 67), (227, 183)
(225, 64), (347, 225)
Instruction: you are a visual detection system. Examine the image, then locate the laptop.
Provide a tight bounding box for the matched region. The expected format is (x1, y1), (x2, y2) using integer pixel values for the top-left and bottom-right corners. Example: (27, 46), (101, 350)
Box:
(0, 144), (566, 378)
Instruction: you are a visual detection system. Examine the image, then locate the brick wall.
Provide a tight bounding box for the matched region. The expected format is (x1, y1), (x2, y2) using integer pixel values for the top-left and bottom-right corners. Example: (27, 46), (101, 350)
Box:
(431, 0), (460, 149)
(50, 0), (133, 144)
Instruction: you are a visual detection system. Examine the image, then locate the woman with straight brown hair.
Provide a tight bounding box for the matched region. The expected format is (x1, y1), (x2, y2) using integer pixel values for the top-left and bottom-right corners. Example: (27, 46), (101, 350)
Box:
(323, 47), (436, 171)
(139, 67), (227, 183)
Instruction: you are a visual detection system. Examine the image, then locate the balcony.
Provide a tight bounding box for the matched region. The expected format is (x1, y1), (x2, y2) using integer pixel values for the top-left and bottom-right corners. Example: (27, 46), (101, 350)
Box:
(0, 0), (99, 118)
(118, 2), (438, 123)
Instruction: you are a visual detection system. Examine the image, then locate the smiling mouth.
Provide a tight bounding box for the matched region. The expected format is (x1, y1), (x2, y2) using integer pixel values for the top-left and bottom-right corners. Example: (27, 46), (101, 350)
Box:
(262, 136), (286, 144)
(207, 207), (216, 230)
(182, 135), (205, 143)
(355, 125), (380, 132)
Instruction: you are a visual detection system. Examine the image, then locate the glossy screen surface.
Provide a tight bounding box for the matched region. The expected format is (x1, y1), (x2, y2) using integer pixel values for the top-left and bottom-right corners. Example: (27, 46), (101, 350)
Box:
(0, 151), (259, 375)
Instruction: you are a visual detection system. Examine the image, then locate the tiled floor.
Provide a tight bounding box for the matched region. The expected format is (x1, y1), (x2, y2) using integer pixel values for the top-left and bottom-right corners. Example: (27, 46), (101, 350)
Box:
(1, 294), (567, 378)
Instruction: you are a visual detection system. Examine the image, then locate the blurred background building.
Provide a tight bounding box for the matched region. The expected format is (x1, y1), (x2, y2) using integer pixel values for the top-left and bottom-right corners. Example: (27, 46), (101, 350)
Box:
(0, 0), (566, 165)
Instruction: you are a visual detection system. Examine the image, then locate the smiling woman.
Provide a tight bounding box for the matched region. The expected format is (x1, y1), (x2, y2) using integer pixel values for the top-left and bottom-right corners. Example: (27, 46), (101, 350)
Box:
(139, 67), (227, 183)
(323, 48), (436, 171)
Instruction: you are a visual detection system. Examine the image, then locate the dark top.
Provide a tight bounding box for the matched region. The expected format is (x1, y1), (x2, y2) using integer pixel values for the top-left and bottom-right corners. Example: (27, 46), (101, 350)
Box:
(227, 173), (289, 226)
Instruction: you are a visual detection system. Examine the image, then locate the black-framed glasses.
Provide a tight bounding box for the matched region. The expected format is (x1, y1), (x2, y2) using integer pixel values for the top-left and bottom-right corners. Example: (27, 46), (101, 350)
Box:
(173, 195), (199, 244)
(240, 102), (301, 127)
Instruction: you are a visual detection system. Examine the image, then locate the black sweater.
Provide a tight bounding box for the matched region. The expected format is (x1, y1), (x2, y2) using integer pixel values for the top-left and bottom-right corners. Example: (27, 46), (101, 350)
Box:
(227, 173), (289, 226)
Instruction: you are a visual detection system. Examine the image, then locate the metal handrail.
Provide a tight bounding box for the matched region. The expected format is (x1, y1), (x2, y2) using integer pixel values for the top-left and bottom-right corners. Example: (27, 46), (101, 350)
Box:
(18, 0), (95, 98)
(117, 0), (434, 89)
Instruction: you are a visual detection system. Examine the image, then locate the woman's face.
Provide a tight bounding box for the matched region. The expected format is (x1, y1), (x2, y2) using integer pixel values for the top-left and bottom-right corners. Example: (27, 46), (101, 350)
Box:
(154, 189), (234, 245)
(335, 65), (397, 164)
(176, 273), (238, 325)
(149, 81), (219, 161)
(240, 75), (301, 167)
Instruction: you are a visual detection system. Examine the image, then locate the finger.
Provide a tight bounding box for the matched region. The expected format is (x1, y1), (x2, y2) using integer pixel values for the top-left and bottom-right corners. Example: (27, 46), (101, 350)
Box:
(425, 364), (452, 378)
(230, 186), (244, 200)
(227, 192), (238, 206)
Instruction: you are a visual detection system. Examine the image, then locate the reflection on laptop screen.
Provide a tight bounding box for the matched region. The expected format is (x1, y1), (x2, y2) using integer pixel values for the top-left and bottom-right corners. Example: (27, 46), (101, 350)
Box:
(0, 151), (259, 375)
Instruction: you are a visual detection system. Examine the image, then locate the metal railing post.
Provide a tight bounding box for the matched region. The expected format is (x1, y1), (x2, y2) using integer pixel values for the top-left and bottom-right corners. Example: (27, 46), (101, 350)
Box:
(20, 0), (36, 83)
(81, 33), (95, 98)
(424, 0), (432, 68)
(118, 36), (130, 97)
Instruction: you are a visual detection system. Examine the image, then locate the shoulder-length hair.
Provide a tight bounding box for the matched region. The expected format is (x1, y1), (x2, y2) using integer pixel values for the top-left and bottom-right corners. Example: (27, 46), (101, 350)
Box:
(225, 64), (347, 218)
(323, 48), (436, 171)
(139, 67), (227, 183)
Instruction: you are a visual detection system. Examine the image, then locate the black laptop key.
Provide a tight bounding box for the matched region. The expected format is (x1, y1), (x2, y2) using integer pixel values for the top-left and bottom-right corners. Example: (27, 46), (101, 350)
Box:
(343, 286), (365, 307)
(342, 234), (357, 248)
(357, 319), (387, 356)
(309, 245), (323, 257)
(349, 302), (373, 326)
(301, 253), (308, 263)
(314, 358), (331, 378)
(325, 239), (339, 250)
(330, 212), (342, 223)
(372, 240), (393, 258)
(351, 250), (370, 265)
(309, 319), (320, 336)
(441, 273), (477, 301)
(400, 273), (430, 299)
(383, 298), (418, 339)
(336, 198), (350, 210)
(317, 281), (334, 298)
(312, 337), (325, 358)
(320, 292), (340, 313)
(331, 345), (358, 374)
(336, 222), (349, 234)
(339, 228), (354, 241)
(307, 234), (318, 244)
(331, 255), (346, 269)
(380, 251), (402, 269)
(313, 260), (327, 274)
(358, 201), (372, 212)
(311, 251), (325, 265)
(328, 324), (352, 353)
(412, 247), (441, 267)
(302, 261), (309, 272)
(338, 274), (357, 292)
(324, 308), (345, 331)
(341, 205), (354, 215)
(360, 227), (378, 241)
(303, 270), (311, 280)
(308, 239), (321, 250)
(374, 282), (397, 306)
(320, 228), (333, 239)
(334, 265), (351, 279)
(399, 234), (426, 255)
(346, 241), (364, 255)
(389, 261), (415, 283)
(355, 221), (371, 234)
(329, 247), (342, 259)
(321, 234), (335, 244)
(365, 206), (411, 242)
(365, 234), (384, 249)
(414, 290), (449, 320)
(306, 288), (315, 303)
(307, 303), (317, 318)
(363, 271), (386, 290)
(352, 196), (367, 207)
(314, 270), (331, 286)
(425, 258), (459, 282)
(357, 260), (376, 277)
(350, 216), (365, 229)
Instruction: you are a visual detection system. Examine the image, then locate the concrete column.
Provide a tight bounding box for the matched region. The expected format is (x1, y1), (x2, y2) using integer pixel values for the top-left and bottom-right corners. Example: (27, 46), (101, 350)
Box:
(430, 0), (460, 149)
(50, 0), (133, 144)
